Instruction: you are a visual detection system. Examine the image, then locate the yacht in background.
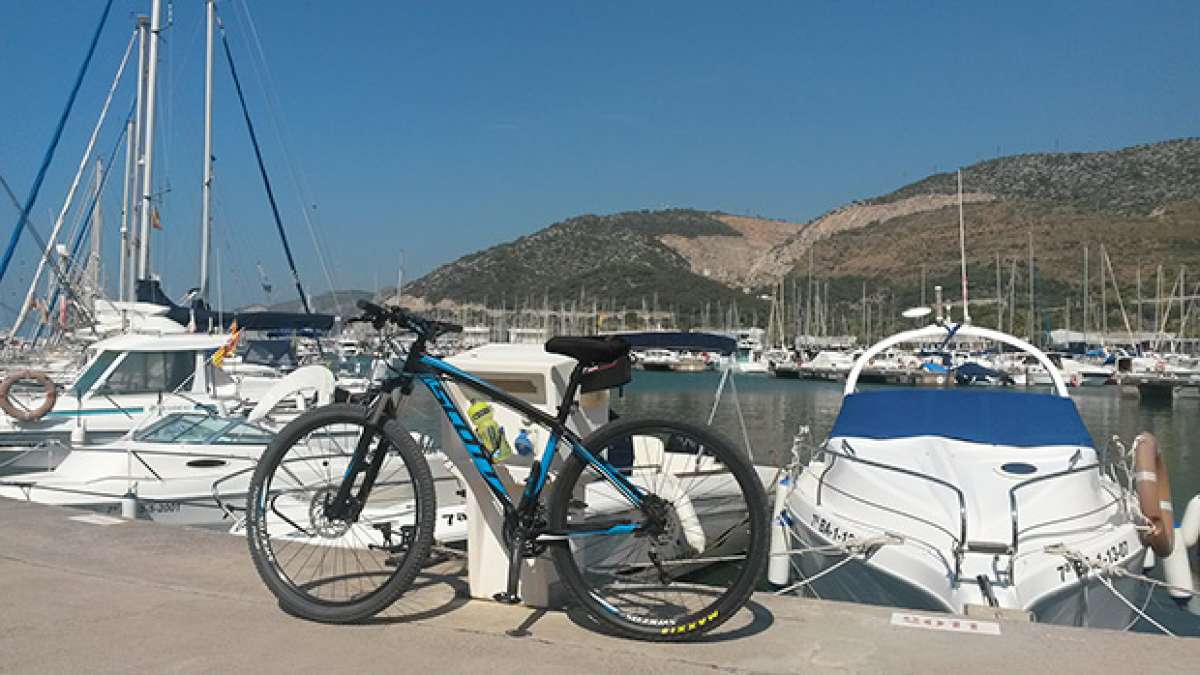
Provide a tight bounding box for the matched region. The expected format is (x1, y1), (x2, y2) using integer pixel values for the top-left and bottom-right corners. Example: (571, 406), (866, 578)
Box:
(733, 328), (769, 374)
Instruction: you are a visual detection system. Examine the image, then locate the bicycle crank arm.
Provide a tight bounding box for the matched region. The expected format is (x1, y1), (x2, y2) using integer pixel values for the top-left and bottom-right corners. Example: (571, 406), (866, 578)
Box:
(493, 528), (525, 605)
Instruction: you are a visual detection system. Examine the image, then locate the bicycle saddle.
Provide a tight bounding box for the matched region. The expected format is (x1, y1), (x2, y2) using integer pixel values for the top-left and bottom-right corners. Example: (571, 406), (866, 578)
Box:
(544, 336), (630, 366)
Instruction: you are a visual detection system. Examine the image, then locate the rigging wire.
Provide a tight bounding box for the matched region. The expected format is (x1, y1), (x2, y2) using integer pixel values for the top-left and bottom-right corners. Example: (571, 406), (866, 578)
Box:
(214, 7), (312, 314)
(10, 25), (137, 338)
(0, 0), (116, 291)
(0, 174), (101, 329)
(32, 104), (135, 345)
(232, 0), (344, 314)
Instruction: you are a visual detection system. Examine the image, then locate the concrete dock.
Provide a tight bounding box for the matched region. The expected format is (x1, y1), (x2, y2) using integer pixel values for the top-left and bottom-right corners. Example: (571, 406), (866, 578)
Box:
(0, 499), (1195, 674)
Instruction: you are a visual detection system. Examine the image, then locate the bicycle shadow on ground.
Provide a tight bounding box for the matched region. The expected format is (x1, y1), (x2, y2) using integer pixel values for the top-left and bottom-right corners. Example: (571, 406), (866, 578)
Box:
(280, 555), (472, 626)
(561, 598), (775, 642)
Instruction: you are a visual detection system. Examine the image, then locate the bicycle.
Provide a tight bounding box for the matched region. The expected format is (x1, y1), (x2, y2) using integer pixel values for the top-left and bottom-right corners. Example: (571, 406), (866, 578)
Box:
(245, 300), (769, 640)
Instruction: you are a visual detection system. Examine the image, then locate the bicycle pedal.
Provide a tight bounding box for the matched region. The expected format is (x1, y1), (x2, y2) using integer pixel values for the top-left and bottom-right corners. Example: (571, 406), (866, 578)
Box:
(492, 592), (522, 605)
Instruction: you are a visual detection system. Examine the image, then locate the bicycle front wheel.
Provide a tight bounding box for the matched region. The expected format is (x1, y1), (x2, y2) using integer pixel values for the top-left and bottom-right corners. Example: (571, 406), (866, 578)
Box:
(547, 417), (769, 640)
(245, 403), (436, 623)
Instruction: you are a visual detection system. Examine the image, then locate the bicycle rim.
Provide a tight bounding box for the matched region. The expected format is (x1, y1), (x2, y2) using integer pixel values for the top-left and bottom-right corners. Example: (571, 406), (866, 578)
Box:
(549, 418), (768, 640)
(246, 406), (435, 619)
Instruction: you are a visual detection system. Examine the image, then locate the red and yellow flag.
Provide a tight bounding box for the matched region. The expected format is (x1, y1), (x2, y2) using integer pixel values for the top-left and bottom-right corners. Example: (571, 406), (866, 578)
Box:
(212, 321), (242, 367)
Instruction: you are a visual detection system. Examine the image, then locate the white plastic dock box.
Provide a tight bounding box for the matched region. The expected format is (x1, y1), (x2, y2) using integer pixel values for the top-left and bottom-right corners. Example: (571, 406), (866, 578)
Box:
(441, 344), (610, 607)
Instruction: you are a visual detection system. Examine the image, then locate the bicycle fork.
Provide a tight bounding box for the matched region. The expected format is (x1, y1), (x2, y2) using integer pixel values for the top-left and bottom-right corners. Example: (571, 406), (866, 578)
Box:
(326, 393), (394, 523)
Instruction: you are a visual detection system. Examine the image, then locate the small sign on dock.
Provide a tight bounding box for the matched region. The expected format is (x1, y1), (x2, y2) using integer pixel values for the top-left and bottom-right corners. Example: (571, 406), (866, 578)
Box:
(890, 612), (1001, 636)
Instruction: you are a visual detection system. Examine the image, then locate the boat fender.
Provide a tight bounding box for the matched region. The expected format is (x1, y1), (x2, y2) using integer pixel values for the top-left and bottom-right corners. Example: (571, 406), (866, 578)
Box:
(1132, 432), (1174, 557)
(0, 370), (56, 422)
(767, 473), (792, 586)
(1161, 527), (1195, 602)
(1180, 494), (1200, 549)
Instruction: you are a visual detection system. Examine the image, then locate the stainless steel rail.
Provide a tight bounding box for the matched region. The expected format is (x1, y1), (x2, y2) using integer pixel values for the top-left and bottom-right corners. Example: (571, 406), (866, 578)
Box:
(817, 440), (969, 579)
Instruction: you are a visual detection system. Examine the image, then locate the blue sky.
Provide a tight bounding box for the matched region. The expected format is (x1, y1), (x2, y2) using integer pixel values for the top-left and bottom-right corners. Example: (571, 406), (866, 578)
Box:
(1, 0), (1197, 314)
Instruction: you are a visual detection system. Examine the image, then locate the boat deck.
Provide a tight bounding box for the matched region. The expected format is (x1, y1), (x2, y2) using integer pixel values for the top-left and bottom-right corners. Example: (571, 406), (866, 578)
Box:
(0, 499), (1193, 674)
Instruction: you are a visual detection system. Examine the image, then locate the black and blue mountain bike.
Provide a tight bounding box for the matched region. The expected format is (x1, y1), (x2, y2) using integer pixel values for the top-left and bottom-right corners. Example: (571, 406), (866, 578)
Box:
(245, 300), (768, 640)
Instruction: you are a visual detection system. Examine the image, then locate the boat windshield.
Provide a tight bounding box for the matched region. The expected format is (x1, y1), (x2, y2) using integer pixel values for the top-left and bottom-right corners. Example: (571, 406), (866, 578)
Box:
(133, 413), (274, 445)
(72, 350), (120, 397)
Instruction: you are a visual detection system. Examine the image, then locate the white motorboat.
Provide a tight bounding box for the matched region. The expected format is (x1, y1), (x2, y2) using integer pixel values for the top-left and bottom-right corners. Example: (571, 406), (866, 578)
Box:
(1006, 353), (1113, 387)
(636, 348), (679, 372)
(0, 332), (334, 471)
(771, 322), (1152, 629)
(733, 328), (769, 374)
(799, 350), (855, 380)
(0, 412), (274, 526)
(0, 411), (469, 543)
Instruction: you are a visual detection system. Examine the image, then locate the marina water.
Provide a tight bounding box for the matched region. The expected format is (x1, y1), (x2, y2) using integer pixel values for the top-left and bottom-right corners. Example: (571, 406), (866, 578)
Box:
(615, 370), (1200, 636)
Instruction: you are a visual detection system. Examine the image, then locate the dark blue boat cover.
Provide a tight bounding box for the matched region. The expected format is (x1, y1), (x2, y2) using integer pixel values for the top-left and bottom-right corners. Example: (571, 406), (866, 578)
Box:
(830, 389), (1094, 448)
(617, 331), (737, 355)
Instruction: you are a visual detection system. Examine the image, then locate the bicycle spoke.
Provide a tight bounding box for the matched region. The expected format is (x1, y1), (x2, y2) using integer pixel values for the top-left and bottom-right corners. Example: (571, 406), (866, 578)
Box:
(554, 421), (764, 636)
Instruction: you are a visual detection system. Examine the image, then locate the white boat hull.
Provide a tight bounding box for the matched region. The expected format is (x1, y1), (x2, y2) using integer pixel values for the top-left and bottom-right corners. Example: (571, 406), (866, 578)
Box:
(783, 517), (1148, 629)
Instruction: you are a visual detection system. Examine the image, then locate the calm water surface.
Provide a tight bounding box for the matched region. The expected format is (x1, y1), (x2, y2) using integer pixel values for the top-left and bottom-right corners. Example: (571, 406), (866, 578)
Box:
(615, 370), (1200, 512)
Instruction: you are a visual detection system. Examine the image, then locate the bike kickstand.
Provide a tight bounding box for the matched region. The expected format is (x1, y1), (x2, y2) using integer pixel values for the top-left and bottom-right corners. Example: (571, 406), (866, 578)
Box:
(492, 532), (524, 605)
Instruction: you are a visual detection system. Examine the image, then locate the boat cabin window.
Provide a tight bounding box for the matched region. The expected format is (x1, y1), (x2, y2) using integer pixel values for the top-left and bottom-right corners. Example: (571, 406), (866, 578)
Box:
(97, 351), (196, 395)
(134, 413), (273, 445)
(135, 414), (228, 443)
(213, 421), (274, 445)
(72, 350), (120, 397)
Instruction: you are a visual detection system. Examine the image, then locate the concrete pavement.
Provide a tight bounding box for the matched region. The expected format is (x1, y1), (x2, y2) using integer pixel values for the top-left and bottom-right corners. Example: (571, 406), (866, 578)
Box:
(0, 499), (1194, 674)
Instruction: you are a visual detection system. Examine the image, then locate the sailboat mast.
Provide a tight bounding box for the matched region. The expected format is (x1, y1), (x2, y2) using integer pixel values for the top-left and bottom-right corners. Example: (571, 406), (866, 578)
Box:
(127, 16), (148, 300)
(198, 0), (216, 301)
(1100, 247), (1107, 342)
(1136, 261), (1142, 336)
(136, 0), (162, 283)
(118, 115), (133, 302)
(1082, 245), (1088, 343)
(995, 253), (1001, 331)
(1027, 231), (1034, 342)
(90, 159), (103, 303)
(957, 169), (970, 323)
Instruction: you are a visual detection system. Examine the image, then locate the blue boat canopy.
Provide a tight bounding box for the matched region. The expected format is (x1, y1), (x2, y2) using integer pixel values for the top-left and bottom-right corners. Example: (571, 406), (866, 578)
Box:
(136, 279), (335, 332)
(830, 389), (1094, 448)
(616, 331), (737, 355)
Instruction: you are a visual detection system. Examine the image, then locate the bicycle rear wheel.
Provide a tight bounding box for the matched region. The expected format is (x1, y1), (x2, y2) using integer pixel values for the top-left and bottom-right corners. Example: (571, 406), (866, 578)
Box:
(245, 403), (436, 623)
(547, 417), (769, 640)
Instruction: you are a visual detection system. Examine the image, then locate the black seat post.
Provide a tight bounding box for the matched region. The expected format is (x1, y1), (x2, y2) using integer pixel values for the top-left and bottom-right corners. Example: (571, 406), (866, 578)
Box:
(555, 364), (586, 426)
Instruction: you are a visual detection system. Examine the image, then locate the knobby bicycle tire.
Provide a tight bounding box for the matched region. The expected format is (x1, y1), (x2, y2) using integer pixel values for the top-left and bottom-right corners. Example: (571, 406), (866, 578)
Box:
(547, 417), (769, 641)
(245, 403), (437, 623)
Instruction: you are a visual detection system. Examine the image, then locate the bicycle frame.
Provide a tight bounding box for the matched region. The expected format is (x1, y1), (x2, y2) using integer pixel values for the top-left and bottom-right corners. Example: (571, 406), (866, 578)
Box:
(328, 336), (646, 544)
(413, 354), (646, 530)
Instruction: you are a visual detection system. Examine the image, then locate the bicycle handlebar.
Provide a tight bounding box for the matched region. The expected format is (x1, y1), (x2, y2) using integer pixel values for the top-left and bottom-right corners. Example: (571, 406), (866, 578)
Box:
(353, 299), (463, 338)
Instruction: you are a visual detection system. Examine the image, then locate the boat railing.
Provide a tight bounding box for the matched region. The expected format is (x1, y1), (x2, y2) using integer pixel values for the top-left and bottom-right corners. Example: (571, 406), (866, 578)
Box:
(818, 440), (968, 579)
(0, 436), (73, 469)
(816, 439), (1111, 584)
(1008, 460), (1104, 557)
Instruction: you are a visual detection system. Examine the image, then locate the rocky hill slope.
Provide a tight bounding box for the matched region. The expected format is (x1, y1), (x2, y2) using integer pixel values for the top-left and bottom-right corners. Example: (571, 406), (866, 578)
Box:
(401, 138), (1200, 330)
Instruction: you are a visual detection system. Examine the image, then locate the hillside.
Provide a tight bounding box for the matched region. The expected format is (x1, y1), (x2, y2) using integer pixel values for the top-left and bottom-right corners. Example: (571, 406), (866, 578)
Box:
(870, 138), (1200, 213)
(400, 138), (1200, 334)
(403, 209), (776, 318)
(255, 290), (374, 316)
(748, 138), (1200, 289)
(778, 139), (1200, 334)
